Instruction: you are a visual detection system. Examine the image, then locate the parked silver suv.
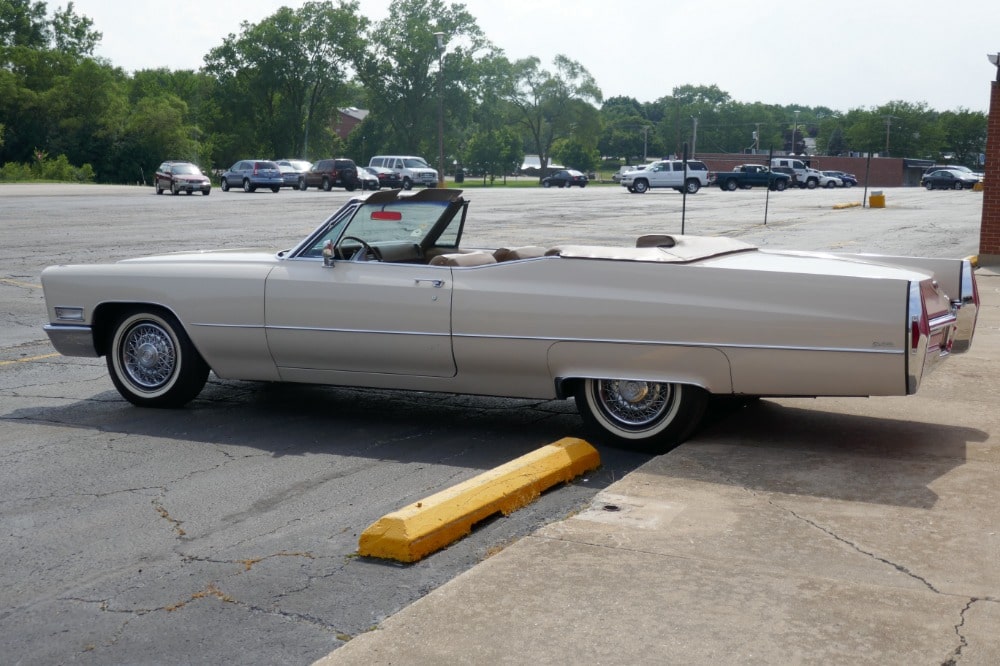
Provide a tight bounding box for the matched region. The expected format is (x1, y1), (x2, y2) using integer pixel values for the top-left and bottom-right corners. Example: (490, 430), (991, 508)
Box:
(620, 159), (709, 194)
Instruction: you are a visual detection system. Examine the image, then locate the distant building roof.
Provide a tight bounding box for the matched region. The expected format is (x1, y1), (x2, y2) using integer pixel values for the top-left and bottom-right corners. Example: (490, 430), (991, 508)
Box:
(340, 107), (369, 122)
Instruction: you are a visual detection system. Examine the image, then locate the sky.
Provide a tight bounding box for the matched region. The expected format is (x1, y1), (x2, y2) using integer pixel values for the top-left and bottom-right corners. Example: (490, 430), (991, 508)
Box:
(67, 0), (1000, 113)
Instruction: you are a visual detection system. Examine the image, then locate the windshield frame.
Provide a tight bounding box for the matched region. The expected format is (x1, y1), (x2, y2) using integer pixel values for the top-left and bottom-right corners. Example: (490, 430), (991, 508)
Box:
(287, 189), (468, 261)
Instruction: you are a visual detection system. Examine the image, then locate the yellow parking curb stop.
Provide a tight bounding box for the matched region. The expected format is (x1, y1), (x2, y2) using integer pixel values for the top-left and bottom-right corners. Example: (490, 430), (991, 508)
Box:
(832, 202), (862, 210)
(358, 437), (601, 562)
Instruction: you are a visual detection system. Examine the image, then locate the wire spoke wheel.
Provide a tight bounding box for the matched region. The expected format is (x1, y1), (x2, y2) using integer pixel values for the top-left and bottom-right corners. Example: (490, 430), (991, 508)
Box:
(576, 378), (707, 454)
(107, 310), (208, 407)
(121, 321), (177, 390)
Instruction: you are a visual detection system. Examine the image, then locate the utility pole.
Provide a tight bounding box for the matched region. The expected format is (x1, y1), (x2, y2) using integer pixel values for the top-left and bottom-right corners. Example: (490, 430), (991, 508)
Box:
(883, 115), (898, 157)
(641, 126), (651, 162)
(690, 117), (698, 157)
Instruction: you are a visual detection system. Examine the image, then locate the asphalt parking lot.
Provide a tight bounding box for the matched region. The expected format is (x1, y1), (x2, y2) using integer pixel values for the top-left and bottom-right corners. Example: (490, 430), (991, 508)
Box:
(1, 183), (996, 664)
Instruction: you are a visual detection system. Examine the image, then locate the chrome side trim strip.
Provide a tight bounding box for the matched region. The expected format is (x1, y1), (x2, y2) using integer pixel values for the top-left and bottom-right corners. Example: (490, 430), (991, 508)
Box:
(191, 322), (903, 355)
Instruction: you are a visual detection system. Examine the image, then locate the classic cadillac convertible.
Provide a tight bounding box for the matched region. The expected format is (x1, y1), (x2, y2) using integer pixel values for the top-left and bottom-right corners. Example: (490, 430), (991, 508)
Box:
(42, 189), (980, 453)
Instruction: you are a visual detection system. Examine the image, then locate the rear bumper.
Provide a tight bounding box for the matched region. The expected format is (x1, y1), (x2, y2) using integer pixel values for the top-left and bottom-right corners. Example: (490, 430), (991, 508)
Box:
(950, 260), (979, 353)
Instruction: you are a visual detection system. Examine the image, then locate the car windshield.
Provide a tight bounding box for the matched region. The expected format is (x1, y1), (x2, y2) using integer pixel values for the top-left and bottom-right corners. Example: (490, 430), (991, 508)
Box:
(284, 160), (311, 170)
(174, 164), (201, 175)
(298, 191), (465, 259)
(402, 158), (431, 168)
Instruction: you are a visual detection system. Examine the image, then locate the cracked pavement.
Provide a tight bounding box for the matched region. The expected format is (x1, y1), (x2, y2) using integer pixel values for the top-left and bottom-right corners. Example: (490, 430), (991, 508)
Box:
(3, 185), (998, 664)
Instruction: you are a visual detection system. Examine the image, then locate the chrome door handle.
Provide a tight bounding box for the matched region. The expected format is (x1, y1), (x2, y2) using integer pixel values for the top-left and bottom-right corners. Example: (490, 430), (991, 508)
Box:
(414, 278), (445, 288)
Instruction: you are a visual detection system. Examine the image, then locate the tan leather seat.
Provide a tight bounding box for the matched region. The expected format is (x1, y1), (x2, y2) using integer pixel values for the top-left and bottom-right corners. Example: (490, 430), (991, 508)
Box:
(493, 246), (547, 261)
(429, 252), (497, 267)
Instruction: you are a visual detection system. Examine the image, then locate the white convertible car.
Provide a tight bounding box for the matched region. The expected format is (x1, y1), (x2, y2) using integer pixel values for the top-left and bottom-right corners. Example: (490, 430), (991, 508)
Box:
(42, 189), (980, 453)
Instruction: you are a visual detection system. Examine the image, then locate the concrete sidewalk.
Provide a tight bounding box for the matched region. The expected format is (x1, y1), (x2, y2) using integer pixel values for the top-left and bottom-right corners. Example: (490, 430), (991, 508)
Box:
(318, 271), (1000, 666)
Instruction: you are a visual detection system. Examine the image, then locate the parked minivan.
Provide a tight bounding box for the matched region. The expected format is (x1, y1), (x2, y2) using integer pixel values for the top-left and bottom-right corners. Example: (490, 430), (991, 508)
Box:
(368, 155), (438, 189)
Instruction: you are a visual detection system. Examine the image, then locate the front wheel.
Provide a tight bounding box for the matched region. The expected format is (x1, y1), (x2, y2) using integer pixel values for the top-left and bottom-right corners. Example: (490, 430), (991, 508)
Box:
(575, 379), (708, 454)
(632, 179), (649, 194)
(106, 310), (209, 408)
(221, 178), (230, 192)
(925, 182), (934, 190)
(773, 180), (787, 191)
(402, 177), (413, 190)
(805, 178), (818, 189)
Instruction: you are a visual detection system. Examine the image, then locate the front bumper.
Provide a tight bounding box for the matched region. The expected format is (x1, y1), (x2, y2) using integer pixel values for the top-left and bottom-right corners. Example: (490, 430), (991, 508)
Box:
(44, 324), (99, 357)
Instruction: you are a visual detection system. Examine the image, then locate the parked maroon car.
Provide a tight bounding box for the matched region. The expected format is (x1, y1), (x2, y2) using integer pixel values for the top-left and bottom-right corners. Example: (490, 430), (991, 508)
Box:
(298, 158), (361, 191)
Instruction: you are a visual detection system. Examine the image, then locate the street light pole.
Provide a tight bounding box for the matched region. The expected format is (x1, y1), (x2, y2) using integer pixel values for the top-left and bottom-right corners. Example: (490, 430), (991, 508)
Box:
(434, 31), (445, 188)
(792, 109), (800, 154)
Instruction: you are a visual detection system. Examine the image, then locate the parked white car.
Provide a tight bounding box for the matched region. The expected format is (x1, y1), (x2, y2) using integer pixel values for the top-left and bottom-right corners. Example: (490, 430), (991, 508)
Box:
(40, 189), (980, 454)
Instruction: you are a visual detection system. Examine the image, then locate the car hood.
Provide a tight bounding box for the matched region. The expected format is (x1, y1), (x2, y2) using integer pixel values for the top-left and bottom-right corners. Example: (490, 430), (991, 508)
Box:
(117, 249), (282, 265)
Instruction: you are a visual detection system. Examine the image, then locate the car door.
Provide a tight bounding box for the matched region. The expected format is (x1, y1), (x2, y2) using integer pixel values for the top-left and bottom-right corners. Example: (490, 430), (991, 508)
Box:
(263, 259), (456, 378)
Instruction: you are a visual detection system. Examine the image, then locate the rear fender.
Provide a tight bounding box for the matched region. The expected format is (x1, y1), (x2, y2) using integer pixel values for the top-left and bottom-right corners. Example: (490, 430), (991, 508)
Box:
(549, 342), (732, 397)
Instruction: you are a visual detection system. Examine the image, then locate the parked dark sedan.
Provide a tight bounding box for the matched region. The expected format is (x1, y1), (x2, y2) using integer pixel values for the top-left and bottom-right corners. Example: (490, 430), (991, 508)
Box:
(541, 169), (588, 188)
(364, 165), (403, 189)
(921, 169), (980, 190)
(275, 159), (312, 188)
(823, 170), (858, 187)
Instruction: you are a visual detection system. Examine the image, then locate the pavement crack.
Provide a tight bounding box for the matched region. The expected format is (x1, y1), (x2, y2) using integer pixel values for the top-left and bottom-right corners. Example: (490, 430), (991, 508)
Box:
(784, 507), (940, 593)
(940, 597), (976, 665)
(152, 499), (188, 539)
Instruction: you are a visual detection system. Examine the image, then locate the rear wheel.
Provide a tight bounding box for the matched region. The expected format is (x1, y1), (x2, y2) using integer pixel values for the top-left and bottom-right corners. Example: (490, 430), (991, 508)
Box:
(575, 379), (708, 454)
(685, 179), (701, 194)
(243, 179), (253, 193)
(271, 186), (280, 193)
(724, 179), (738, 191)
(106, 310), (209, 408)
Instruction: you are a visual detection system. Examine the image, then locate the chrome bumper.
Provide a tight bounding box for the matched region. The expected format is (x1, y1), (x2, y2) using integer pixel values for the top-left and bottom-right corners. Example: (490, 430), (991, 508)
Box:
(950, 259), (979, 353)
(43, 324), (99, 357)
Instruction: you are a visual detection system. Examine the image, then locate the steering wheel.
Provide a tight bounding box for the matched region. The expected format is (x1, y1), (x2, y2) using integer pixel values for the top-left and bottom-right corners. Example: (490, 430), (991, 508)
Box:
(336, 235), (381, 262)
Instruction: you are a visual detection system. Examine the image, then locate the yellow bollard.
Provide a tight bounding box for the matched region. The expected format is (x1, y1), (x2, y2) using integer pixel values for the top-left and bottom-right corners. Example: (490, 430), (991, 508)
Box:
(869, 191), (885, 208)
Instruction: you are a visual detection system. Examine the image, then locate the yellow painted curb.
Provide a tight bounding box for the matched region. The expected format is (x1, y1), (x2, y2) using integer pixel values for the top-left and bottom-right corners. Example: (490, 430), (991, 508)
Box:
(358, 437), (601, 562)
(832, 202), (862, 210)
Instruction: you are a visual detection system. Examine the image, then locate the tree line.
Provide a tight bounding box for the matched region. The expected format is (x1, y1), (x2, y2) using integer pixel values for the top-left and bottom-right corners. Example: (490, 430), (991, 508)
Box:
(0, 0), (988, 184)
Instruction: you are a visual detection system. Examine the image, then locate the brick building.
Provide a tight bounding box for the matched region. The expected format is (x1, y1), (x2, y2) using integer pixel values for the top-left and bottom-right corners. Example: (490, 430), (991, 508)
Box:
(693, 153), (933, 188)
(981, 77), (1000, 264)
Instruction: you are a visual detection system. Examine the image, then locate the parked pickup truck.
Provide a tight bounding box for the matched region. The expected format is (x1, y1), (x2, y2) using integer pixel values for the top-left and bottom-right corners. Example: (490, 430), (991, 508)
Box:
(715, 164), (791, 191)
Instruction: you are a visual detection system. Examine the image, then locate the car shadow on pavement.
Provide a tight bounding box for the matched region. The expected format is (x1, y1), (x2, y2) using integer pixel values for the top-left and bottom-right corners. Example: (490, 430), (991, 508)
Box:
(667, 398), (987, 509)
(7, 379), (651, 481)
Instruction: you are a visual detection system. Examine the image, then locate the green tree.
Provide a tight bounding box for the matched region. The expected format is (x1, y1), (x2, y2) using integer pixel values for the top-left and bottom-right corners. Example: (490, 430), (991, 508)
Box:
(463, 126), (520, 183)
(504, 54), (602, 179)
(203, 1), (366, 162)
(352, 0), (488, 166)
(938, 109), (987, 166)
